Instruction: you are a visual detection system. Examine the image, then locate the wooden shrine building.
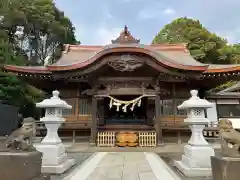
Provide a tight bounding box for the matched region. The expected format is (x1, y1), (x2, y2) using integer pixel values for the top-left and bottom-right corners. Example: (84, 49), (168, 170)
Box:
(4, 26), (240, 147)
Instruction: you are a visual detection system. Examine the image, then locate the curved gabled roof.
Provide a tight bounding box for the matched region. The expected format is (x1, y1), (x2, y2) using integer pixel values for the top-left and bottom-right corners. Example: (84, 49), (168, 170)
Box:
(4, 65), (50, 74)
(3, 26), (240, 75)
(47, 43), (208, 71)
(4, 43), (211, 74)
(4, 43), (240, 75)
(205, 64), (240, 73)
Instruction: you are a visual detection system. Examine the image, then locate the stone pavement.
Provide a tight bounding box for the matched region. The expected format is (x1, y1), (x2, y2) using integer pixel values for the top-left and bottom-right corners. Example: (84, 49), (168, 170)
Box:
(65, 142), (220, 153)
(86, 152), (157, 180)
(68, 152), (181, 180)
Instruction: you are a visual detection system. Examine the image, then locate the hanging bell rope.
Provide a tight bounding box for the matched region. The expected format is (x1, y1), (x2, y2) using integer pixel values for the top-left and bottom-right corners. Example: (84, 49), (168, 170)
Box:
(108, 95), (146, 112)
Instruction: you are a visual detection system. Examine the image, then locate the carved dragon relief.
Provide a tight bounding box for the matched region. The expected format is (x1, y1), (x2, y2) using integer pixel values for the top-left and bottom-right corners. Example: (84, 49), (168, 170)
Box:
(218, 119), (240, 157)
(108, 54), (143, 72)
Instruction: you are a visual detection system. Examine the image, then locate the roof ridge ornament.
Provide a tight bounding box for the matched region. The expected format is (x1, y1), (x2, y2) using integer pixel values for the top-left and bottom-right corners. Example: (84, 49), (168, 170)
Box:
(111, 25), (140, 44)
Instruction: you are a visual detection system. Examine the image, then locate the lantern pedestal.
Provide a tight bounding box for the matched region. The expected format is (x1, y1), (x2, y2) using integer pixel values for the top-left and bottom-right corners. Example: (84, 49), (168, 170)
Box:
(175, 144), (214, 177)
(35, 90), (75, 174)
(174, 90), (214, 177)
(40, 119), (63, 144)
(35, 144), (75, 174)
(34, 118), (75, 174)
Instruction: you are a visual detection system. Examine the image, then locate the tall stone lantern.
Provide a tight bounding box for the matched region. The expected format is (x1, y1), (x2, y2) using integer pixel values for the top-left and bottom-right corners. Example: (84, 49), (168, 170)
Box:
(174, 90), (215, 177)
(35, 90), (75, 174)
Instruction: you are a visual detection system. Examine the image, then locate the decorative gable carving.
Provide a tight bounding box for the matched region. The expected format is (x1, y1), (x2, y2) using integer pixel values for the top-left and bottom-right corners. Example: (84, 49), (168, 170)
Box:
(111, 25), (140, 44)
(107, 54), (143, 72)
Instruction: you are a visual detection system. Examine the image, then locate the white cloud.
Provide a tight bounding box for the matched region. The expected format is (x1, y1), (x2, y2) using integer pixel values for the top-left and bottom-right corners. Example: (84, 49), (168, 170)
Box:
(137, 4), (175, 20)
(105, 11), (114, 19)
(122, 0), (143, 2)
(138, 8), (159, 20)
(163, 7), (175, 15)
(95, 27), (123, 45)
(101, 7), (114, 19)
(216, 28), (240, 44)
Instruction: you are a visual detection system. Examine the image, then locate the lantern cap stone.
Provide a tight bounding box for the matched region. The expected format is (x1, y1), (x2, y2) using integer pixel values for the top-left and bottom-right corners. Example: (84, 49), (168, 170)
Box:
(36, 90), (72, 109)
(178, 90), (212, 109)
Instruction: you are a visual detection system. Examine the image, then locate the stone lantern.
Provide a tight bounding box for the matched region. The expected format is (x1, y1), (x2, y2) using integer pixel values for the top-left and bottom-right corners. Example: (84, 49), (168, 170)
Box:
(174, 90), (215, 177)
(35, 90), (75, 174)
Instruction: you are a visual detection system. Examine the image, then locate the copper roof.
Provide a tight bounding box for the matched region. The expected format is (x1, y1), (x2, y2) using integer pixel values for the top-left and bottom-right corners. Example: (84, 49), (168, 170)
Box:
(3, 26), (240, 75)
(44, 43), (208, 71)
(4, 65), (50, 74)
(4, 43), (240, 74)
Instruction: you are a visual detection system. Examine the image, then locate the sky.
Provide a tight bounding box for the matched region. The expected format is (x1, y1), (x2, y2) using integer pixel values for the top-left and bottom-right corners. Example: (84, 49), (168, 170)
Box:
(54, 0), (240, 45)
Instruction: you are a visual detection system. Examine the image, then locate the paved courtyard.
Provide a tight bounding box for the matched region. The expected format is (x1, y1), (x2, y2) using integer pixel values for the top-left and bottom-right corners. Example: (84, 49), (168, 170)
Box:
(68, 152), (181, 180)
(86, 152), (157, 180)
(44, 143), (220, 180)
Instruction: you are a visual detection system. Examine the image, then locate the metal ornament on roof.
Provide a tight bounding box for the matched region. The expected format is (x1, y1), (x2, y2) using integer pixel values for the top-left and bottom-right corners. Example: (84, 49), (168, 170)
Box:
(108, 54), (143, 72)
(111, 25), (140, 44)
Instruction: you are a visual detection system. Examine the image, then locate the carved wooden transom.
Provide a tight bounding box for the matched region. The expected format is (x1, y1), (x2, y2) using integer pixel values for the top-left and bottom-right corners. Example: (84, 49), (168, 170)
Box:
(108, 54), (143, 72)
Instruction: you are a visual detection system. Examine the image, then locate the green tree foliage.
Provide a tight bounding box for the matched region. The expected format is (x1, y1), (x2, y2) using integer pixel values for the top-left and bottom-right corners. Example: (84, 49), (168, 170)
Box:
(152, 17), (232, 64)
(0, 28), (43, 117)
(218, 44), (240, 64)
(209, 80), (238, 93)
(1, 0), (79, 65)
(0, 0), (78, 117)
(0, 30), (27, 65)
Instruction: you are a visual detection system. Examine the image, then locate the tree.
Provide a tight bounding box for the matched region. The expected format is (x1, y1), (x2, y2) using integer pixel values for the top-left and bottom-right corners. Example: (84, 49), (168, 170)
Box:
(0, 0), (79, 117)
(152, 17), (229, 64)
(218, 44), (240, 64)
(1, 0), (79, 65)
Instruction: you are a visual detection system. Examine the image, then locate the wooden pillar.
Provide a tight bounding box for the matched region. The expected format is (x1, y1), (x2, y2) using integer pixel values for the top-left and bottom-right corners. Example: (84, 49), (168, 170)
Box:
(76, 88), (79, 121)
(155, 95), (162, 144)
(90, 96), (97, 145)
(173, 84), (177, 123)
(146, 97), (155, 126)
(97, 97), (104, 126)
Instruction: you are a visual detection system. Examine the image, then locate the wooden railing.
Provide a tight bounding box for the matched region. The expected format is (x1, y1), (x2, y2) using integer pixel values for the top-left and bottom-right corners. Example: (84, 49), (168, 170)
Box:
(138, 131), (156, 147)
(96, 131), (157, 147)
(97, 132), (116, 147)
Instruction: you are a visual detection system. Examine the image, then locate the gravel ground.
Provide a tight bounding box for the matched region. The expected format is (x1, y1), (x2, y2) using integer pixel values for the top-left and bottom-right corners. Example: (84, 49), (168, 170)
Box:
(158, 152), (213, 180)
(49, 152), (93, 180)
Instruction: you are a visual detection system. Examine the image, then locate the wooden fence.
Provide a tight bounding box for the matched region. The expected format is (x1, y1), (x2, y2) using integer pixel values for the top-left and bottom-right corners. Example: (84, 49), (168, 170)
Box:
(138, 131), (157, 147)
(97, 131), (116, 147)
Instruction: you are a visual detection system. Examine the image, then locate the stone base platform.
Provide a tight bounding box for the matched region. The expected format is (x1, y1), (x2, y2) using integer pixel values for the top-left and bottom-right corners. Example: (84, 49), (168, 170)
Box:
(0, 151), (49, 180)
(211, 156), (240, 180)
(42, 158), (75, 174)
(174, 160), (212, 177)
(35, 143), (75, 174)
(174, 144), (214, 177)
